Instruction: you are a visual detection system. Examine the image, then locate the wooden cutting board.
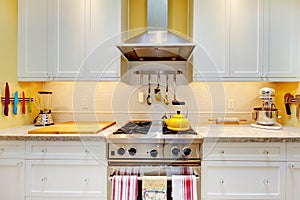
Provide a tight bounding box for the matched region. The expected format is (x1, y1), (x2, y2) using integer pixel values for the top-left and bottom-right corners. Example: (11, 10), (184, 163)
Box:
(28, 121), (116, 134)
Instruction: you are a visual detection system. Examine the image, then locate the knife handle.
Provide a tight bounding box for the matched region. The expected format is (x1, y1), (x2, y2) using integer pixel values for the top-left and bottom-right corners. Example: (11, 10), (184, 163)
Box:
(22, 92), (26, 114)
(13, 91), (18, 115)
(4, 82), (10, 116)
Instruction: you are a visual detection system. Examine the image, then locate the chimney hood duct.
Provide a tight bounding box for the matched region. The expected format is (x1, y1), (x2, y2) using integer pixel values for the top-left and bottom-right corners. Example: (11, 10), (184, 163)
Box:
(117, 0), (195, 62)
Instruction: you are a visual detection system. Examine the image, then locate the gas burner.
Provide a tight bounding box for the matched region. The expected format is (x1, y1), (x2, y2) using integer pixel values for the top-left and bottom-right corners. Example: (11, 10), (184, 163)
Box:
(113, 121), (152, 134)
(162, 122), (197, 135)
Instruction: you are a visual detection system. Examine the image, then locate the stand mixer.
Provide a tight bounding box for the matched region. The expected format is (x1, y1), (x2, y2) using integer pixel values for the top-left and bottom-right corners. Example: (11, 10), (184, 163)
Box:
(251, 87), (282, 129)
(34, 91), (54, 126)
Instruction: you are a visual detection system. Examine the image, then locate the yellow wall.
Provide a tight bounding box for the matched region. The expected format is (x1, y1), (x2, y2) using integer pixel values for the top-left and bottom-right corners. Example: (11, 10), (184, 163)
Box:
(0, 0), (42, 129)
(129, 0), (191, 36)
(275, 83), (300, 128)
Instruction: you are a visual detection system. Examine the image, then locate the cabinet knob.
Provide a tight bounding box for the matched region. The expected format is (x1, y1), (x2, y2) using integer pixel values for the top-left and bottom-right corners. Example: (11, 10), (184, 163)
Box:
(84, 149), (90, 154)
(0, 148), (5, 152)
(41, 177), (48, 182)
(219, 179), (224, 184)
(219, 149), (225, 155)
(263, 150), (269, 155)
(41, 148), (48, 153)
(84, 178), (90, 183)
(263, 179), (269, 185)
(289, 163), (295, 168)
(16, 161), (23, 167)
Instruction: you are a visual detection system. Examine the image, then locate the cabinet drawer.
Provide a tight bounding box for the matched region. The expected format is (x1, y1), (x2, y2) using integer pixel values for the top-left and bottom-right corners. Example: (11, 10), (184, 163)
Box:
(287, 143), (300, 161)
(26, 197), (103, 200)
(26, 160), (107, 198)
(202, 142), (286, 161)
(201, 161), (285, 199)
(0, 141), (25, 158)
(26, 141), (106, 160)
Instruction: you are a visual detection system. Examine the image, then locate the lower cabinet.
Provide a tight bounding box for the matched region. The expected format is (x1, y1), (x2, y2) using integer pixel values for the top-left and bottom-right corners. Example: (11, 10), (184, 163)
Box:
(0, 159), (25, 200)
(26, 160), (107, 198)
(286, 162), (300, 200)
(202, 161), (285, 199)
(201, 142), (286, 200)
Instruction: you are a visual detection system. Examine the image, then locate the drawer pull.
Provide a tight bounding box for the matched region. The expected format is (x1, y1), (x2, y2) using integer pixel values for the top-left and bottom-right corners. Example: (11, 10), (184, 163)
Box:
(263, 150), (269, 155)
(289, 163), (295, 168)
(263, 179), (269, 185)
(219, 149), (225, 155)
(41, 177), (48, 182)
(84, 178), (90, 183)
(41, 148), (48, 153)
(219, 179), (224, 184)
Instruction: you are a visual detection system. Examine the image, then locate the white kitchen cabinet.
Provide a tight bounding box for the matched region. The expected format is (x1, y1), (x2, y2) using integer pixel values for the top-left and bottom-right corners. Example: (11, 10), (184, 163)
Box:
(18, 0), (51, 80)
(18, 0), (121, 81)
(201, 142), (286, 199)
(286, 143), (300, 200)
(202, 161), (285, 199)
(85, 0), (121, 80)
(0, 141), (25, 200)
(0, 159), (25, 200)
(26, 141), (107, 199)
(26, 160), (107, 198)
(193, 0), (299, 81)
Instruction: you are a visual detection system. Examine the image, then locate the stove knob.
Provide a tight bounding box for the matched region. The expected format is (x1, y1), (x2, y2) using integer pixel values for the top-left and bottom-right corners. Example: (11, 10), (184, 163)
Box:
(171, 147), (180, 156)
(117, 147), (125, 156)
(183, 147), (192, 156)
(128, 147), (137, 156)
(150, 149), (158, 157)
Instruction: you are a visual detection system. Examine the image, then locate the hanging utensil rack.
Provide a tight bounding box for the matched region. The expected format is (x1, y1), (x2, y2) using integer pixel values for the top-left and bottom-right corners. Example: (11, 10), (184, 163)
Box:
(134, 70), (183, 75)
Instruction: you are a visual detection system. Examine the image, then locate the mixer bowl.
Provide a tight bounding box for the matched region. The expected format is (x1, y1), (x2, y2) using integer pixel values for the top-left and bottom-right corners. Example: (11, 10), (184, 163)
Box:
(252, 107), (279, 126)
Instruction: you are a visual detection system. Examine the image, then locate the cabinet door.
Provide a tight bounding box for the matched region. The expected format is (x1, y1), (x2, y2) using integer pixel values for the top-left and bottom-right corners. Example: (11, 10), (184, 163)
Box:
(229, 0), (263, 78)
(18, 0), (52, 81)
(26, 160), (107, 198)
(201, 161), (285, 199)
(193, 0), (229, 79)
(286, 162), (300, 200)
(0, 159), (25, 200)
(263, 0), (299, 78)
(51, 0), (87, 79)
(85, 0), (121, 80)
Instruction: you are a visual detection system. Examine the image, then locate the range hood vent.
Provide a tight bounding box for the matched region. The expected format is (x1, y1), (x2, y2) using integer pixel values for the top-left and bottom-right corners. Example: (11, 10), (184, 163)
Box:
(117, 0), (195, 62)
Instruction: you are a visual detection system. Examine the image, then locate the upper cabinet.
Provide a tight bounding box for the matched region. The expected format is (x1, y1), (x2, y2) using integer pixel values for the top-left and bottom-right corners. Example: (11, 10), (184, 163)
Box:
(193, 0), (300, 81)
(18, 0), (121, 81)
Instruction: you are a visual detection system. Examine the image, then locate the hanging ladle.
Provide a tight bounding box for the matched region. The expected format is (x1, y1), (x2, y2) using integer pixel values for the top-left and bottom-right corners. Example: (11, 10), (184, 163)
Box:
(172, 74), (185, 105)
(146, 74), (152, 105)
(164, 74), (169, 105)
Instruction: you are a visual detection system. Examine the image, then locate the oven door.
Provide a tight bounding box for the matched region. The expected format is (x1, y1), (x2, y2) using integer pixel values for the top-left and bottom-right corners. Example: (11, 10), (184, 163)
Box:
(107, 162), (200, 200)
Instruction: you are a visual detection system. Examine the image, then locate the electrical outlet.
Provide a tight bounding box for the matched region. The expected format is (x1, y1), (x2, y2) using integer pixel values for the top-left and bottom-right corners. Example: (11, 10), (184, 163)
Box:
(82, 98), (89, 109)
(228, 99), (234, 109)
(138, 92), (144, 103)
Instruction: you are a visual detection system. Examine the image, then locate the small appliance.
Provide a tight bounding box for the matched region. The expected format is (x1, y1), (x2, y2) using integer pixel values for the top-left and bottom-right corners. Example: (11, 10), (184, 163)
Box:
(34, 91), (54, 126)
(251, 87), (282, 129)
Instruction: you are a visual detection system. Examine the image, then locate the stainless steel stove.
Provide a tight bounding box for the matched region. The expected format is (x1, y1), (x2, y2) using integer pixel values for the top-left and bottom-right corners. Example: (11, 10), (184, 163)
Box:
(106, 120), (202, 199)
(107, 120), (201, 162)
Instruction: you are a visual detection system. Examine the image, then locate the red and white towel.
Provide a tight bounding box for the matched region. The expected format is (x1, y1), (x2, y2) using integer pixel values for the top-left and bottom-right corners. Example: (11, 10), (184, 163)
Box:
(172, 175), (197, 200)
(111, 175), (138, 200)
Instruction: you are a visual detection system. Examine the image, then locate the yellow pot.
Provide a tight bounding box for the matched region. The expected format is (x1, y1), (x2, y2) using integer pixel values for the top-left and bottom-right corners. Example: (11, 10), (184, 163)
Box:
(164, 111), (189, 131)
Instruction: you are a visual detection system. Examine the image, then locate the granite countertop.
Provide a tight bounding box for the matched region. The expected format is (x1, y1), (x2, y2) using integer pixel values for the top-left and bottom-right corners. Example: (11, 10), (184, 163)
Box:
(0, 123), (299, 142)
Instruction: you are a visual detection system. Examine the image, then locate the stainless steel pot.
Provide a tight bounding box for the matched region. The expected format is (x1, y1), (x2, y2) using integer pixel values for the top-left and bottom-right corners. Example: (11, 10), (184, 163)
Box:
(252, 107), (279, 126)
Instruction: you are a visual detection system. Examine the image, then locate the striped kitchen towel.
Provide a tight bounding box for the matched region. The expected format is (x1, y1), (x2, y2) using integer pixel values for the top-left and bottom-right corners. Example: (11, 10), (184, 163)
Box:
(111, 175), (138, 200)
(172, 175), (197, 200)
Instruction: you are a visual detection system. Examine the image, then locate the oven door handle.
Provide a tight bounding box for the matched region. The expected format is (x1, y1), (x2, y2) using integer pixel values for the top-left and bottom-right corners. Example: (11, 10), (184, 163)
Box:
(109, 175), (200, 181)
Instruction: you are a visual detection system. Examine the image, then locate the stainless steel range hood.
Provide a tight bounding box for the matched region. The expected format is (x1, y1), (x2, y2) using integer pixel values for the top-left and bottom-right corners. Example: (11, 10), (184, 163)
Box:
(117, 0), (195, 62)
